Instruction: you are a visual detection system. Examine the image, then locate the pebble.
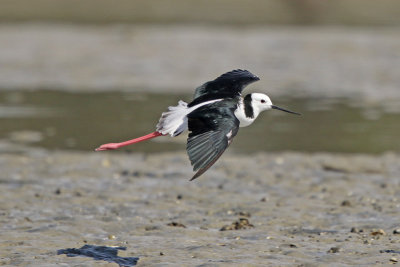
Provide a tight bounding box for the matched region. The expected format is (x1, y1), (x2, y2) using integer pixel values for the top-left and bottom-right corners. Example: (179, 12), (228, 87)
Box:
(350, 227), (363, 233)
(341, 200), (352, 207)
(220, 218), (254, 231)
(371, 229), (386, 236)
(167, 222), (186, 228)
(327, 246), (342, 253)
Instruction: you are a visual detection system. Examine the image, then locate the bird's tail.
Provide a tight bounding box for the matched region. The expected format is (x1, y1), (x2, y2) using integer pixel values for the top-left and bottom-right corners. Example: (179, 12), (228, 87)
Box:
(156, 100), (189, 137)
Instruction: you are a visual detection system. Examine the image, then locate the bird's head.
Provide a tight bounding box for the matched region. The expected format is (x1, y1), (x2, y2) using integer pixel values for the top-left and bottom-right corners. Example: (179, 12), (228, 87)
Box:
(249, 93), (301, 115)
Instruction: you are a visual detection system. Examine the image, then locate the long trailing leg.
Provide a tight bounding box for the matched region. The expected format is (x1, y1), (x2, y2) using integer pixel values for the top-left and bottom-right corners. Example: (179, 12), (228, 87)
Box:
(95, 131), (164, 151)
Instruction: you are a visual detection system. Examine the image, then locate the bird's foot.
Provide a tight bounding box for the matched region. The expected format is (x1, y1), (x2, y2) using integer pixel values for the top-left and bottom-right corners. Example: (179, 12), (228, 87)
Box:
(95, 143), (120, 151)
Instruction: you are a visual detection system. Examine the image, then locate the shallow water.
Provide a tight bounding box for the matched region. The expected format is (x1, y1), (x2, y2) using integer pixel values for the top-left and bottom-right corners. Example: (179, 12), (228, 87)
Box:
(1, 90), (399, 154)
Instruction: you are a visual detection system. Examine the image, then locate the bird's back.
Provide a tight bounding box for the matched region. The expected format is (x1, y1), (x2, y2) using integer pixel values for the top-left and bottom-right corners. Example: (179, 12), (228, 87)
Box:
(189, 69), (259, 107)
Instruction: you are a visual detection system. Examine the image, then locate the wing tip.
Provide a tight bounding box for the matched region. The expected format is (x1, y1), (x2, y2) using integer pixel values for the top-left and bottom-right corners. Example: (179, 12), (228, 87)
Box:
(218, 69), (260, 82)
(189, 163), (206, 181)
(189, 167), (207, 181)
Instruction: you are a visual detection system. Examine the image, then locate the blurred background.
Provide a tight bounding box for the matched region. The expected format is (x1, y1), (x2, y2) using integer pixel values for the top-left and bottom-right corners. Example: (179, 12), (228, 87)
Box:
(0, 0), (399, 154)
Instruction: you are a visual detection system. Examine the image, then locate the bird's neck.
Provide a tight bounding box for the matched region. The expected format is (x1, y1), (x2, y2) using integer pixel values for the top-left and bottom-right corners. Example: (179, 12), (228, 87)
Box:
(234, 97), (259, 128)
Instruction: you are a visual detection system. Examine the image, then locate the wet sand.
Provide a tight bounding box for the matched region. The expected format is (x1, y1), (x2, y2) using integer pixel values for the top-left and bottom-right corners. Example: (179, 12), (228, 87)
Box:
(1, 143), (399, 266)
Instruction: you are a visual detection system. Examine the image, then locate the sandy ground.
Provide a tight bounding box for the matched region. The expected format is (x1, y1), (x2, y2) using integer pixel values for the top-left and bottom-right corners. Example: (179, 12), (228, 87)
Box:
(0, 142), (399, 266)
(1, 24), (400, 102)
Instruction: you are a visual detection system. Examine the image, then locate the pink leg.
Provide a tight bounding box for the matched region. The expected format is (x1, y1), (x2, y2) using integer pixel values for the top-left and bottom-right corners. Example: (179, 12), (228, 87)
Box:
(95, 131), (164, 151)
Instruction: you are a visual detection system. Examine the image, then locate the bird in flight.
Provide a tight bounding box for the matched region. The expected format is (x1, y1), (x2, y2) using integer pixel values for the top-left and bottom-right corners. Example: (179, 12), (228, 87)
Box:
(96, 69), (300, 180)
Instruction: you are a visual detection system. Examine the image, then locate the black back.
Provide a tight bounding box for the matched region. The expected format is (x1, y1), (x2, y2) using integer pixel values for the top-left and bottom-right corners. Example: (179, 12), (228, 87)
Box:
(189, 69), (259, 107)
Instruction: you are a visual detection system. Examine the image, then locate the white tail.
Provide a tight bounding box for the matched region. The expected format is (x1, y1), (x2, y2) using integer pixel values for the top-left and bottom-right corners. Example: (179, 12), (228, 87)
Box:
(156, 100), (189, 137)
(156, 98), (224, 137)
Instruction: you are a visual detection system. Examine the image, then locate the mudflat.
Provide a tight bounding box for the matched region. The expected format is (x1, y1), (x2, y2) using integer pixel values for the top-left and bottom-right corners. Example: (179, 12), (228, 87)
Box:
(1, 144), (399, 266)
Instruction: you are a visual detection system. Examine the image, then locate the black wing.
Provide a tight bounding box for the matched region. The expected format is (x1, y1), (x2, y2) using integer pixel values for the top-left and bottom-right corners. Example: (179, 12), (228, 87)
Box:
(186, 100), (239, 180)
(190, 69), (259, 107)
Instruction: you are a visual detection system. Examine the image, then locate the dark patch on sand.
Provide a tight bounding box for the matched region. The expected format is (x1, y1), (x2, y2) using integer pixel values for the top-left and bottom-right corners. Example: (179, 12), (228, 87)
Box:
(57, 245), (139, 267)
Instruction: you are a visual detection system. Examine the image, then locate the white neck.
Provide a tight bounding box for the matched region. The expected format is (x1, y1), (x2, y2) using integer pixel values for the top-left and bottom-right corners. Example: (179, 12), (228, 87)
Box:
(234, 99), (259, 127)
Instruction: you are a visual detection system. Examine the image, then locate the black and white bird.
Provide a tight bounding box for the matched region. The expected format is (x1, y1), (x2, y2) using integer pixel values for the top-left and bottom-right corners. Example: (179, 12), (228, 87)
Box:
(96, 69), (300, 180)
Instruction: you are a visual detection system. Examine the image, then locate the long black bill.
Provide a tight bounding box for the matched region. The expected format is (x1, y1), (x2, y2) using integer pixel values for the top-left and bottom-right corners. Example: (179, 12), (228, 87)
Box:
(272, 105), (301, 115)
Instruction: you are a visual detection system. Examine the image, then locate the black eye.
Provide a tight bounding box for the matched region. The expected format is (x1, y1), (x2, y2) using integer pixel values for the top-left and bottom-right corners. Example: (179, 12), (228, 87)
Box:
(261, 99), (266, 103)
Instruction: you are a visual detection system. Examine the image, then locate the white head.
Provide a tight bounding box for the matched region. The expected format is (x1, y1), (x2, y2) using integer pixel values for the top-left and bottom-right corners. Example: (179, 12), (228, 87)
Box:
(235, 92), (300, 128)
(246, 93), (300, 118)
(249, 93), (273, 113)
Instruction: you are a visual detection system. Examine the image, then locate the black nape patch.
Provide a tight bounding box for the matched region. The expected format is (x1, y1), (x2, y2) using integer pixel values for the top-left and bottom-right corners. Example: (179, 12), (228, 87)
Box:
(243, 94), (254, 118)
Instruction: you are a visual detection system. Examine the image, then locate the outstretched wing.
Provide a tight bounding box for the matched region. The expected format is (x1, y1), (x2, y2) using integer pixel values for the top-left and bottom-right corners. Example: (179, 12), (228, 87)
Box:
(191, 69), (259, 105)
(186, 100), (239, 180)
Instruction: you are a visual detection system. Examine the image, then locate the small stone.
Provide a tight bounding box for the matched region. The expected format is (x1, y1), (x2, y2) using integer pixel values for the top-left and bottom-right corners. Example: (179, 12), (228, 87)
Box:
(390, 257), (398, 263)
(220, 218), (254, 231)
(260, 197), (267, 202)
(327, 246), (342, 253)
(393, 229), (400, 234)
(167, 222), (186, 228)
(176, 194), (183, 200)
(350, 227), (363, 233)
(54, 188), (61, 195)
(371, 229), (386, 236)
(341, 200), (351, 207)
(108, 234), (116, 240)
(160, 252), (164, 256)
